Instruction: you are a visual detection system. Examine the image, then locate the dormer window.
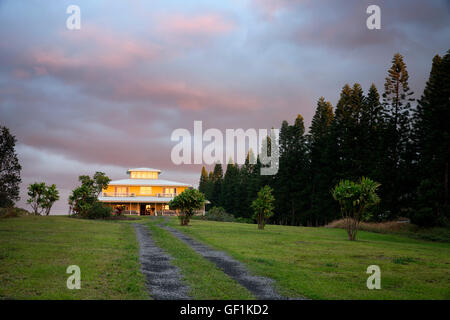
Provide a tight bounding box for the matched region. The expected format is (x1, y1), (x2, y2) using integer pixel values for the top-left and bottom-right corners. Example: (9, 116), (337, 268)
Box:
(128, 168), (160, 179)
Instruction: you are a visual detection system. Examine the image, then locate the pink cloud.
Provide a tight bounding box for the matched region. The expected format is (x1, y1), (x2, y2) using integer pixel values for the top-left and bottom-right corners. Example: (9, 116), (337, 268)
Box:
(158, 13), (235, 37)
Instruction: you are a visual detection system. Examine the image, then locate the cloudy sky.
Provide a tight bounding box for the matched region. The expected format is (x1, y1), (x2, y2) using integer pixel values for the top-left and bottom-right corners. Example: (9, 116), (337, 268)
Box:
(1, 0), (449, 214)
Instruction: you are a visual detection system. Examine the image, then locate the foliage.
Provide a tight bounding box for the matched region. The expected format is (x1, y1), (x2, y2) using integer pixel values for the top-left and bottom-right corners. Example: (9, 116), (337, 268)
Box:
(412, 50), (450, 226)
(205, 206), (235, 222)
(251, 185), (275, 230)
(169, 188), (205, 226)
(27, 182), (47, 215)
(86, 201), (112, 219)
(68, 172), (111, 219)
(332, 177), (381, 240)
(0, 207), (30, 219)
(0, 126), (22, 208)
(27, 183), (59, 216)
(196, 50), (450, 229)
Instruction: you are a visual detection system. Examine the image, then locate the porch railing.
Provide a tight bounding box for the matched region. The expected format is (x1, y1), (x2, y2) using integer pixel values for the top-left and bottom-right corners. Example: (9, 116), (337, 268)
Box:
(102, 192), (176, 198)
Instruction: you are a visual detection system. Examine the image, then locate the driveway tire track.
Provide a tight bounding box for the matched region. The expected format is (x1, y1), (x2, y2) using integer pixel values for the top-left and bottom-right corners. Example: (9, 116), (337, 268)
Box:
(133, 223), (190, 300)
(159, 224), (291, 300)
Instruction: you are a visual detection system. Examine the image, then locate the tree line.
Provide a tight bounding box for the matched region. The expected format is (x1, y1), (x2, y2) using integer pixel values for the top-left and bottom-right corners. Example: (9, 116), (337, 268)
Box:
(199, 51), (450, 227)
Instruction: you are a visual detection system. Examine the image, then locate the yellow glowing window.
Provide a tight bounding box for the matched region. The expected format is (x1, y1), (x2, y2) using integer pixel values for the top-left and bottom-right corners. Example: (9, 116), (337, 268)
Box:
(164, 188), (176, 195)
(164, 205), (169, 210)
(115, 187), (128, 195)
(140, 187), (152, 195)
(131, 171), (158, 179)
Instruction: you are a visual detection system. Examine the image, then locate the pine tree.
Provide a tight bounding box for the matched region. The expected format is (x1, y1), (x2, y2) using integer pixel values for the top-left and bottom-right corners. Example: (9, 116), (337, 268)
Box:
(210, 162), (224, 207)
(360, 84), (384, 181)
(309, 97), (337, 225)
(198, 166), (209, 195)
(332, 84), (362, 180)
(381, 53), (415, 218)
(0, 126), (22, 208)
(274, 115), (309, 225)
(222, 159), (240, 215)
(413, 51), (450, 226)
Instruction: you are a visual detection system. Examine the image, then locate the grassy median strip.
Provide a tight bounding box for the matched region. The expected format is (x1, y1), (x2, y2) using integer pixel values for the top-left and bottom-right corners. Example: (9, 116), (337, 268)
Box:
(0, 216), (148, 299)
(168, 218), (450, 300)
(145, 219), (254, 300)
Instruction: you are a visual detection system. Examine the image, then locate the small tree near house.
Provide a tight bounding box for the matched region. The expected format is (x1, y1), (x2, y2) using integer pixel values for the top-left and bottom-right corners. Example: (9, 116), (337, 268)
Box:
(169, 188), (205, 226)
(252, 185), (275, 230)
(332, 177), (381, 241)
(27, 182), (60, 216)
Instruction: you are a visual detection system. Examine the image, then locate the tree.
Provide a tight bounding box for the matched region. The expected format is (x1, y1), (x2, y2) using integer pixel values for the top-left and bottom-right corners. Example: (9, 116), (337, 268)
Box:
(221, 159), (240, 216)
(0, 126), (21, 208)
(169, 188), (205, 226)
(198, 166), (209, 195)
(27, 182), (47, 215)
(332, 177), (381, 240)
(43, 184), (59, 216)
(308, 97), (337, 225)
(274, 115), (309, 226)
(412, 50), (450, 226)
(68, 173), (110, 218)
(210, 162), (223, 207)
(252, 185), (275, 230)
(381, 53), (414, 218)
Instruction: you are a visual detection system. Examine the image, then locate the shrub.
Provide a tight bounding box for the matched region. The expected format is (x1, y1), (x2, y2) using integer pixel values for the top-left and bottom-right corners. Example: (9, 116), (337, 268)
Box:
(0, 207), (30, 218)
(251, 185), (275, 230)
(234, 217), (254, 224)
(205, 207), (235, 222)
(86, 202), (112, 219)
(169, 188), (205, 226)
(331, 177), (381, 241)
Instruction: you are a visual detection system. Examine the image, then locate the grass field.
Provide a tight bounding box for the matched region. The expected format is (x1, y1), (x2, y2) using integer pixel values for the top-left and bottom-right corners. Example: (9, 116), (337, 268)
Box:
(166, 218), (450, 300)
(145, 218), (254, 299)
(1, 215), (449, 299)
(0, 216), (147, 299)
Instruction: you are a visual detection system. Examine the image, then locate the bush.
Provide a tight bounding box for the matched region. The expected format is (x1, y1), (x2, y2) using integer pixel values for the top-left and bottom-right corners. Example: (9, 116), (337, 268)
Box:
(86, 202), (112, 219)
(234, 217), (254, 224)
(0, 207), (30, 219)
(205, 207), (235, 222)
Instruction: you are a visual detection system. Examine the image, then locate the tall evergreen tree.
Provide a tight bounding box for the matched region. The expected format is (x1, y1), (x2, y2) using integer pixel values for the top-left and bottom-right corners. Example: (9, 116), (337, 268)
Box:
(198, 166), (209, 194)
(309, 97), (337, 225)
(381, 53), (415, 218)
(0, 126), (22, 208)
(274, 115), (309, 225)
(412, 51), (450, 226)
(210, 162), (224, 207)
(222, 159), (240, 215)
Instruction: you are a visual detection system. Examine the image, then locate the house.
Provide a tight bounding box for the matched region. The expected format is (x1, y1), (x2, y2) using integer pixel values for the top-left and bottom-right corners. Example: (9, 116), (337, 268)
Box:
(98, 167), (200, 216)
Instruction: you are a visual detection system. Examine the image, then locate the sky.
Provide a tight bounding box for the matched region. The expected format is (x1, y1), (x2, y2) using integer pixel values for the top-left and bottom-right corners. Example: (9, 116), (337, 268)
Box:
(1, 0), (449, 214)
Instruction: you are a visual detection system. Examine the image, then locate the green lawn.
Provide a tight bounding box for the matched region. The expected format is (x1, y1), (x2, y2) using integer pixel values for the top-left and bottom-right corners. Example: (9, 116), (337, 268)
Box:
(1, 216), (449, 300)
(166, 218), (450, 300)
(0, 216), (148, 299)
(144, 217), (254, 299)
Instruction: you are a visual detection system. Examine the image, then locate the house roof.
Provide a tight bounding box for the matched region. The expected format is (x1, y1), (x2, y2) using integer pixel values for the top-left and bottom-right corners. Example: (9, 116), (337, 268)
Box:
(108, 178), (192, 187)
(127, 167), (161, 173)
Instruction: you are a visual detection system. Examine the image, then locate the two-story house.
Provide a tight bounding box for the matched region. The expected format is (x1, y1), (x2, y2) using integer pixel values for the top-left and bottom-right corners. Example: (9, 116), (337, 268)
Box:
(98, 167), (194, 215)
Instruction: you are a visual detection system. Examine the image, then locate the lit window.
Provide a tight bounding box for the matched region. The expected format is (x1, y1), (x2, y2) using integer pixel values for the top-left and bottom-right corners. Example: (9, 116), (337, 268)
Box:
(140, 186), (152, 195)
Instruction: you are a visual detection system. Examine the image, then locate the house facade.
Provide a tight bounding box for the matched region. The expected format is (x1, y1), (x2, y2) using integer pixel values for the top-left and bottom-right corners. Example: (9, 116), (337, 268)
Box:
(98, 167), (196, 216)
